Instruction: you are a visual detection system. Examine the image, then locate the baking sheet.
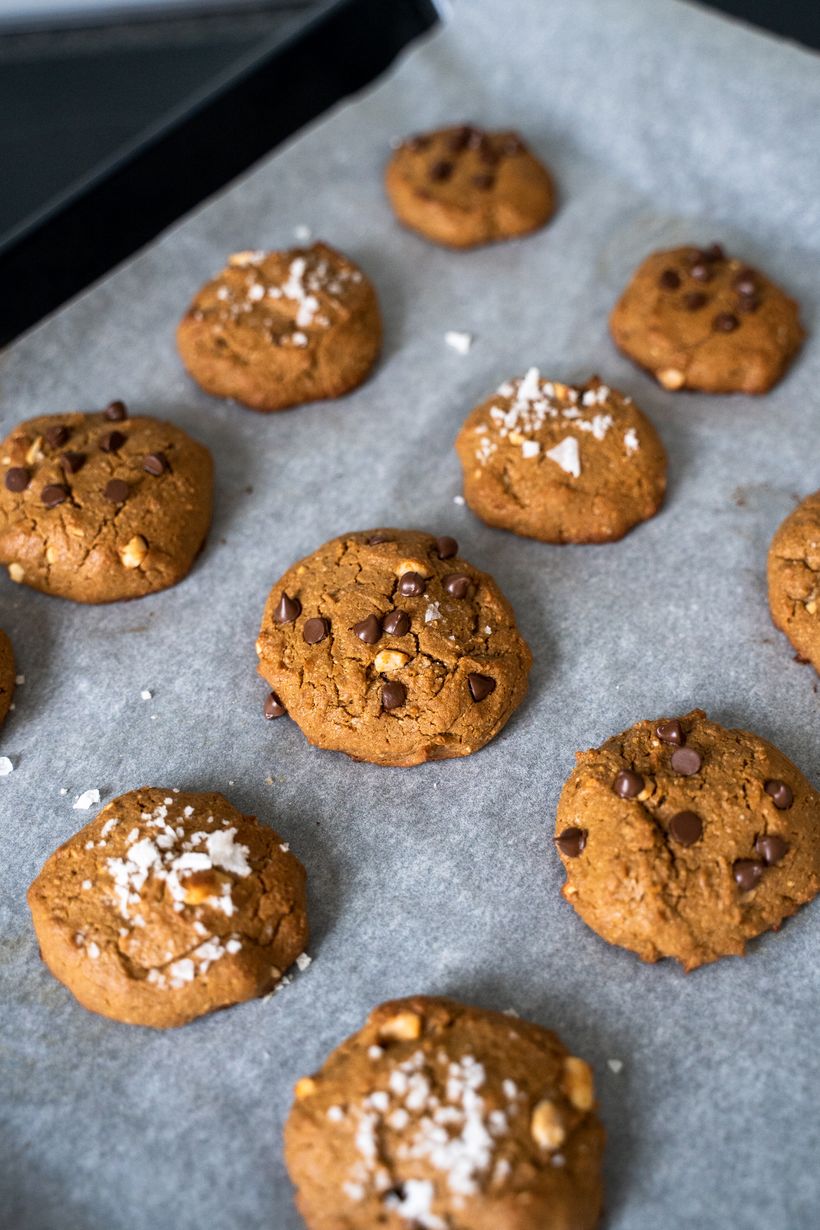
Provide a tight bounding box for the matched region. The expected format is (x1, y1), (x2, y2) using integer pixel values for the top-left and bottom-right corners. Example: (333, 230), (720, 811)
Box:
(1, 1), (819, 1226)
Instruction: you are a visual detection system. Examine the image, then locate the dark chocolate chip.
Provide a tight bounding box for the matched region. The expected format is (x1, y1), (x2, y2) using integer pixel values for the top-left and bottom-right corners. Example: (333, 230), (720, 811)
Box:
(143, 452), (169, 476)
(398, 571), (426, 597)
(273, 593), (301, 624)
(690, 262), (713, 283)
(613, 770), (643, 798)
(702, 243), (725, 262)
(4, 467), (30, 492)
(367, 533), (393, 545)
(406, 134), (431, 152)
(60, 451), (86, 474)
(734, 271), (757, 296)
(352, 614), (382, 644)
(429, 160), (454, 182)
(434, 536), (458, 559)
(472, 173), (495, 190)
(555, 827), (587, 858)
(764, 779), (794, 810)
(443, 573), (471, 599)
(468, 673), (496, 702)
(381, 680), (406, 710)
(447, 125), (473, 152)
(656, 719), (685, 746)
(669, 811), (703, 846)
(736, 295), (760, 314)
(683, 291), (707, 310)
(713, 312), (739, 332)
(733, 859), (763, 891)
(303, 617), (329, 645)
(99, 430), (126, 453)
(659, 269), (681, 289)
(755, 834), (789, 865)
(103, 478), (130, 503)
(103, 400), (128, 421)
(41, 483), (70, 508)
(44, 425), (69, 448)
(263, 691), (286, 720)
(382, 610), (410, 637)
(670, 746), (702, 776)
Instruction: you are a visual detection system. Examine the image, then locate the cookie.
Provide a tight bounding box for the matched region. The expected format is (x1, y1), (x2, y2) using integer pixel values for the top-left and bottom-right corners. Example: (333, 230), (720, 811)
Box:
(256, 530), (532, 767)
(284, 995), (604, 1230)
(0, 629), (14, 726)
(177, 243), (381, 412)
(28, 787), (308, 1028)
(385, 125), (555, 249)
(456, 371), (667, 543)
(0, 402), (212, 603)
(554, 709), (820, 970)
(768, 491), (820, 674)
(609, 244), (804, 393)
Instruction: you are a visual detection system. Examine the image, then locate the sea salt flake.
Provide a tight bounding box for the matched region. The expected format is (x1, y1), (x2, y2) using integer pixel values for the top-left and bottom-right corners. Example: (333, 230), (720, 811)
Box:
(444, 330), (473, 355)
(624, 428), (640, 454)
(453, 495), (465, 505)
(86, 941), (100, 959)
(425, 602), (441, 623)
(545, 437), (581, 478)
(140, 689), (152, 700)
(521, 439), (540, 459)
(73, 788), (100, 810)
(296, 952), (312, 971)
(608, 1058), (624, 1074)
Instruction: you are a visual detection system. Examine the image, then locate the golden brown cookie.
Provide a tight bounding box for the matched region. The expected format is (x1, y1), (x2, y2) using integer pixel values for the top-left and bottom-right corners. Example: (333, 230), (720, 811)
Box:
(177, 242), (381, 412)
(455, 371), (667, 543)
(385, 124), (555, 249)
(284, 995), (604, 1230)
(609, 244), (804, 393)
(0, 629), (14, 726)
(28, 787), (308, 1028)
(256, 530), (532, 767)
(0, 402), (212, 602)
(554, 710), (820, 971)
(768, 491), (820, 673)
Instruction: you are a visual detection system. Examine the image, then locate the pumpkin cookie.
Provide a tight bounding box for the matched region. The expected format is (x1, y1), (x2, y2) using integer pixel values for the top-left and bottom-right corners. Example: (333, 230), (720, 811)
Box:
(177, 242), (381, 412)
(609, 244), (804, 393)
(28, 787), (308, 1028)
(768, 491), (820, 673)
(385, 124), (555, 249)
(0, 402), (212, 602)
(0, 629), (14, 726)
(284, 995), (604, 1230)
(456, 371), (666, 542)
(554, 710), (820, 970)
(256, 530), (532, 766)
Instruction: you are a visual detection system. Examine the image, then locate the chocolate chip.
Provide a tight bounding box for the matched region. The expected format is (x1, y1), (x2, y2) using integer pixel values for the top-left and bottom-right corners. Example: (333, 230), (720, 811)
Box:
(612, 770), (643, 798)
(659, 269), (681, 289)
(690, 262), (713, 283)
(555, 827), (587, 858)
(764, 779), (793, 810)
(381, 681), (406, 710)
(143, 452), (169, 476)
(273, 593), (301, 624)
(103, 400), (128, 421)
(702, 243), (725, 262)
(103, 479), (130, 503)
(447, 125), (473, 152)
(429, 160), (454, 182)
(468, 673), (496, 702)
(99, 430), (126, 453)
(434, 536), (458, 559)
(472, 173), (495, 190)
(44, 425), (69, 448)
(713, 312), (739, 332)
(406, 134), (431, 152)
(736, 295), (760, 314)
(670, 746), (702, 775)
(303, 617), (329, 645)
(60, 451), (86, 474)
(398, 571), (426, 597)
(382, 610), (410, 636)
(656, 719), (685, 746)
(755, 834), (788, 866)
(669, 811), (703, 846)
(734, 270), (757, 296)
(4, 467), (30, 492)
(41, 483), (70, 508)
(263, 691), (286, 719)
(444, 573), (471, 599)
(733, 859), (763, 891)
(477, 140), (500, 165)
(352, 614), (382, 644)
(683, 291), (707, 310)
(367, 533), (393, 545)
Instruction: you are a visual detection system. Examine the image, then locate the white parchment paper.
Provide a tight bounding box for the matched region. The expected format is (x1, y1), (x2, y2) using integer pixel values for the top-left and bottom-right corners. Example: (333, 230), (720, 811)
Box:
(1, 1), (819, 1227)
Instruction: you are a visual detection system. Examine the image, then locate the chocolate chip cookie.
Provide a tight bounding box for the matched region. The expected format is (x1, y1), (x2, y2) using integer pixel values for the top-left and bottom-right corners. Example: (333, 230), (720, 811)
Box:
(284, 995), (604, 1230)
(177, 242), (381, 412)
(455, 372), (667, 543)
(385, 125), (555, 249)
(256, 530), (532, 767)
(0, 629), (14, 726)
(28, 787), (308, 1028)
(0, 402), (212, 602)
(768, 491), (820, 674)
(554, 710), (820, 970)
(609, 244), (804, 393)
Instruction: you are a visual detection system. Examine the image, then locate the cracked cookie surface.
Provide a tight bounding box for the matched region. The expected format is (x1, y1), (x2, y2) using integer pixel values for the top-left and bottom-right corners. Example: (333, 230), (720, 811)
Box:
(554, 709), (820, 970)
(284, 994), (604, 1230)
(0, 629), (14, 727)
(177, 242), (381, 412)
(0, 403), (213, 602)
(256, 529), (532, 767)
(28, 787), (308, 1028)
(385, 124), (555, 249)
(456, 371), (667, 543)
(609, 244), (804, 393)
(768, 490), (820, 674)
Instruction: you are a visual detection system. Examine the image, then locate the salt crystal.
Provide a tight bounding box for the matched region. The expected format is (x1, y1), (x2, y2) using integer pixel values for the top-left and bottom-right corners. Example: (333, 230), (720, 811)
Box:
(0, 756), (13, 776)
(140, 689), (152, 700)
(545, 437), (581, 478)
(296, 952), (312, 971)
(608, 1058), (624, 1074)
(73, 788), (100, 810)
(444, 330), (473, 355)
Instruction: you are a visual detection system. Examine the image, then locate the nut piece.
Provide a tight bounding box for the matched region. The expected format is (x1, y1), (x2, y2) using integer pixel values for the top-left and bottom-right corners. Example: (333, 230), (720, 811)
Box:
(294, 1077), (317, 1100)
(806, 598), (817, 615)
(658, 368), (685, 390)
(119, 534), (148, 569)
(395, 559), (429, 578)
(531, 1099), (566, 1150)
(8, 563), (24, 583)
(378, 1010), (422, 1042)
(374, 650), (410, 673)
(45, 546), (59, 564)
(25, 435), (44, 466)
(182, 870), (223, 905)
(229, 250), (263, 267)
(563, 1056), (595, 1111)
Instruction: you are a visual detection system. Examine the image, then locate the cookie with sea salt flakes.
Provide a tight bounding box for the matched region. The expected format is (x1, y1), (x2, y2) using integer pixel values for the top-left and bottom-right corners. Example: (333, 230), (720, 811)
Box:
(0, 629), (14, 726)
(554, 710), (820, 971)
(176, 242), (382, 412)
(0, 401), (212, 602)
(609, 243), (804, 393)
(385, 124), (555, 248)
(767, 490), (820, 674)
(27, 788), (308, 1028)
(284, 995), (605, 1230)
(455, 372), (667, 543)
(256, 529), (532, 767)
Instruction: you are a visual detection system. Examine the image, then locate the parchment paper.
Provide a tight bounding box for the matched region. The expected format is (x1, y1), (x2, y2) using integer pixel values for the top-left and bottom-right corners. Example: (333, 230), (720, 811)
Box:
(1, 1), (819, 1227)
